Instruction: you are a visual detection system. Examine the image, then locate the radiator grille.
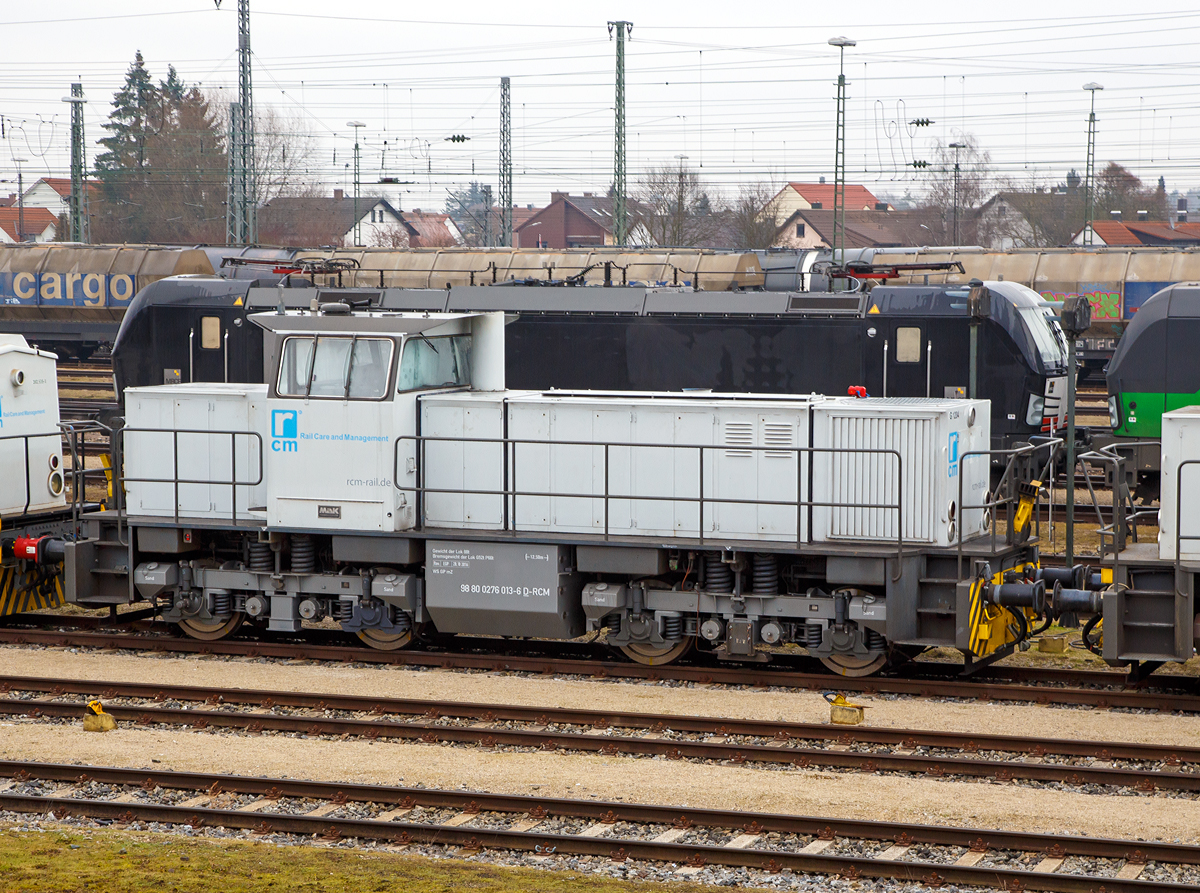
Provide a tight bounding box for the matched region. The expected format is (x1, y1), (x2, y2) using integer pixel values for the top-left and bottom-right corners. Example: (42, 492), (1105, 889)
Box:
(827, 415), (932, 541)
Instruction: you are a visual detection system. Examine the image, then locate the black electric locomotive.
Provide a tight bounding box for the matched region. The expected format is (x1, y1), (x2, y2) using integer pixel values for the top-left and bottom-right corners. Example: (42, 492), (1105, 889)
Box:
(113, 277), (1069, 452)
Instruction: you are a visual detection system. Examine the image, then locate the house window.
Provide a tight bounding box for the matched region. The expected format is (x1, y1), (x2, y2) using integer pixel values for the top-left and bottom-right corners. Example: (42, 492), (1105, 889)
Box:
(795, 223), (805, 238)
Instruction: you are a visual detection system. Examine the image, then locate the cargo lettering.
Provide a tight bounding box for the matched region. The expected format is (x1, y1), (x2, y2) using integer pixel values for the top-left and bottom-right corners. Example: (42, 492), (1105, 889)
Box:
(0, 272), (137, 307)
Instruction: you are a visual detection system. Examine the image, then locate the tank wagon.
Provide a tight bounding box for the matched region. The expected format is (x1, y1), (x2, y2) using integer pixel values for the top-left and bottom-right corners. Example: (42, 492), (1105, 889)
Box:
(113, 278), (1070, 459)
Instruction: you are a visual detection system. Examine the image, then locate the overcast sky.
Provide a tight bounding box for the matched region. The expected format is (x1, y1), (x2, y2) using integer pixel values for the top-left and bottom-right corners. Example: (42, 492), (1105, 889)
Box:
(2, 1), (1198, 212)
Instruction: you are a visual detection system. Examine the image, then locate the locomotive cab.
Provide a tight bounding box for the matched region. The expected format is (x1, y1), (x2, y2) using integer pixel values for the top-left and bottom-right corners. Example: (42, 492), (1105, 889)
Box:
(252, 308), (504, 533)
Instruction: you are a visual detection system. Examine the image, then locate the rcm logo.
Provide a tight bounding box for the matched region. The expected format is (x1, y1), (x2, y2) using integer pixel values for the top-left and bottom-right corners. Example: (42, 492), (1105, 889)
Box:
(272, 409), (298, 452)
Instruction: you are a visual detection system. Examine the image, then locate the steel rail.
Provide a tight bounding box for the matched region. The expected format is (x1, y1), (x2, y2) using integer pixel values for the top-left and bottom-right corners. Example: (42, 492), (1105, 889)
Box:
(0, 761), (1194, 892)
(0, 627), (1195, 711)
(3, 679), (1197, 792)
(1, 674), (1195, 765)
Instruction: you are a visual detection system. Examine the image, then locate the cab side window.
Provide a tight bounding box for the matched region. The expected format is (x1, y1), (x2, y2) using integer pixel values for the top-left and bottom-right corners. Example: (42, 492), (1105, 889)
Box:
(397, 335), (472, 391)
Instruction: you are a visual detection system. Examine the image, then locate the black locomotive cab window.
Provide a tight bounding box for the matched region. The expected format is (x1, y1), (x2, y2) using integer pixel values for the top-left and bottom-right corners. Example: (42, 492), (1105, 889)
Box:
(200, 316), (221, 350)
(277, 335), (394, 400)
(895, 326), (923, 363)
(397, 334), (472, 392)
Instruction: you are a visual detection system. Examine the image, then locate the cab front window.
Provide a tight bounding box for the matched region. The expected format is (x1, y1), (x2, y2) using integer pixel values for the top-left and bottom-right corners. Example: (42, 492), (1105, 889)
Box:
(277, 335), (394, 399)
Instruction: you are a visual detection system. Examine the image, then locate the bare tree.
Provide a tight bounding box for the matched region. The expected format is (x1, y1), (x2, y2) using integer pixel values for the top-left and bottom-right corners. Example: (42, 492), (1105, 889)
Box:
(917, 134), (998, 245)
(726, 182), (781, 249)
(254, 104), (322, 202)
(635, 163), (722, 248)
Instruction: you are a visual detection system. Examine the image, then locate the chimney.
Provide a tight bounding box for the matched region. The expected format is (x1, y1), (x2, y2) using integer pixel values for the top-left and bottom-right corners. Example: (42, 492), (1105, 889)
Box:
(1137, 210), (1149, 222)
(334, 188), (344, 201)
(551, 192), (568, 203)
(874, 202), (888, 211)
(819, 176), (826, 185)
(1178, 198), (1188, 224)
(1110, 210), (1121, 221)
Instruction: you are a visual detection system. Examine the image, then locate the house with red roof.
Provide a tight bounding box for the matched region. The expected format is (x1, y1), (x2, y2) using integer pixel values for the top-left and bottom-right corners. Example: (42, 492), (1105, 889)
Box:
(0, 207), (58, 242)
(1073, 215), (1200, 247)
(769, 182), (891, 226)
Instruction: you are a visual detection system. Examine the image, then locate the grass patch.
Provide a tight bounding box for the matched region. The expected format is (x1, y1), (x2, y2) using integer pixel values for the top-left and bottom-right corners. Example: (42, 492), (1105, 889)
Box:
(0, 825), (749, 893)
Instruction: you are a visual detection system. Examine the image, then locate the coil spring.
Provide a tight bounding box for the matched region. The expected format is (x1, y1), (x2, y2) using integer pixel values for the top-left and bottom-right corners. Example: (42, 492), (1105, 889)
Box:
(661, 613), (683, 640)
(704, 553), (734, 593)
(390, 609), (413, 634)
(332, 600), (354, 622)
(290, 534), (316, 574)
(604, 613), (622, 635)
(865, 629), (886, 650)
(248, 541), (273, 573)
(210, 591), (233, 615)
(752, 553), (779, 595)
(805, 622), (823, 648)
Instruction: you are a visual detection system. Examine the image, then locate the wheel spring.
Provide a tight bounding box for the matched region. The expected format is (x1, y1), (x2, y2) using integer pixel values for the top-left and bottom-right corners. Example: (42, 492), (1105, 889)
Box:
(210, 591), (233, 615)
(661, 613), (683, 639)
(605, 613), (622, 635)
(705, 553), (734, 593)
(865, 628), (886, 650)
(290, 534), (316, 574)
(391, 608), (413, 633)
(248, 541), (273, 573)
(752, 553), (779, 594)
(804, 621), (823, 648)
(332, 600), (354, 622)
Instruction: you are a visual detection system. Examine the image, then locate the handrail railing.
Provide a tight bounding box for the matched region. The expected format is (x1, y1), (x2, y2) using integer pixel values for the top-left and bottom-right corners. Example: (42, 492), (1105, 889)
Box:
(116, 428), (264, 524)
(393, 433), (909, 567)
(956, 438), (1063, 579)
(1174, 459), (1200, 594)
(1077, 442), (1159, 581)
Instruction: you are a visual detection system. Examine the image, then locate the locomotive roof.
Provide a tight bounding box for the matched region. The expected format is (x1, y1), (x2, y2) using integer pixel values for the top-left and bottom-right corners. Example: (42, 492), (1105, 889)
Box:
(250, 308), (477, 336)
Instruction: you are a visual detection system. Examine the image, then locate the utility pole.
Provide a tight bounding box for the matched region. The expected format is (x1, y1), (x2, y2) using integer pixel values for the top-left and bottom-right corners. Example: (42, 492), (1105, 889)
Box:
(482, 184), (493, 247)
(218, 0), (256, 245)
(949, 141), (965, 245)
(675, 154), (688, 247)
(13, 158), (27, 242)
(499, 76), (512, 248)
(608, 21), (632, 246)
(828, 37), (855, 285)
(348, 121), (365, 245)
(63, 83), (89, 243)
(1083, 83), (1103, 246)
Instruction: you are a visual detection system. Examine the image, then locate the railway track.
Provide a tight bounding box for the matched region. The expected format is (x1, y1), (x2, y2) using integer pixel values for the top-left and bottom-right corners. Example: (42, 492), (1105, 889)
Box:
(0, 626), (1195, 711)
(1, 760), (1195, 892)
(4, 674), (1198, 794)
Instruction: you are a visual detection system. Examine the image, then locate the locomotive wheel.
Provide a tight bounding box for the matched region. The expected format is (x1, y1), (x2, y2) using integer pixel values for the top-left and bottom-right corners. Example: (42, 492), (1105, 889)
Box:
(619, 637), (693, 666)
(819, 652), (888, 677)
(178, 613), (244, 641)
(356, 628), (414, 651)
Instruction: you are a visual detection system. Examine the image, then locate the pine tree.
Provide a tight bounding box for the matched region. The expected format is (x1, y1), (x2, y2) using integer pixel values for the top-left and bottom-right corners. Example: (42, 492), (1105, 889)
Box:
(94, 51), (158, 177)
(91, 52), (227, 243)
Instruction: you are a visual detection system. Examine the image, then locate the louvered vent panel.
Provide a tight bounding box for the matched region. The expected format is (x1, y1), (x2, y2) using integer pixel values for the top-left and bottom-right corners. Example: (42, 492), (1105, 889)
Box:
(724, 421), (753, 457)
(763, 422), (794, 458)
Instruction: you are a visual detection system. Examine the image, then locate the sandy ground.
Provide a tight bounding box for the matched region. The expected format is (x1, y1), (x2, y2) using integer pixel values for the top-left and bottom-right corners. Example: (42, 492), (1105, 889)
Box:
(0, 647), (1197, 845)
(1, 721), (1198, 845)
(2, 647), (1199, 747)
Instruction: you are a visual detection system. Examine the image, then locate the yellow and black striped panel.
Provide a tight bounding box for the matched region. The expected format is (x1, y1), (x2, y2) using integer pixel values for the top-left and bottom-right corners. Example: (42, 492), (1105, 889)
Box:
(0, 564), (65, 616)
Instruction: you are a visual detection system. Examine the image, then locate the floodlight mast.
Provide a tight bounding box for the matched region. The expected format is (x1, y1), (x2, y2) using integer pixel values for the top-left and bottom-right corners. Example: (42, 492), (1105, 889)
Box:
(1083, 83), (1104, 247)
(828, 37), (855, 286)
